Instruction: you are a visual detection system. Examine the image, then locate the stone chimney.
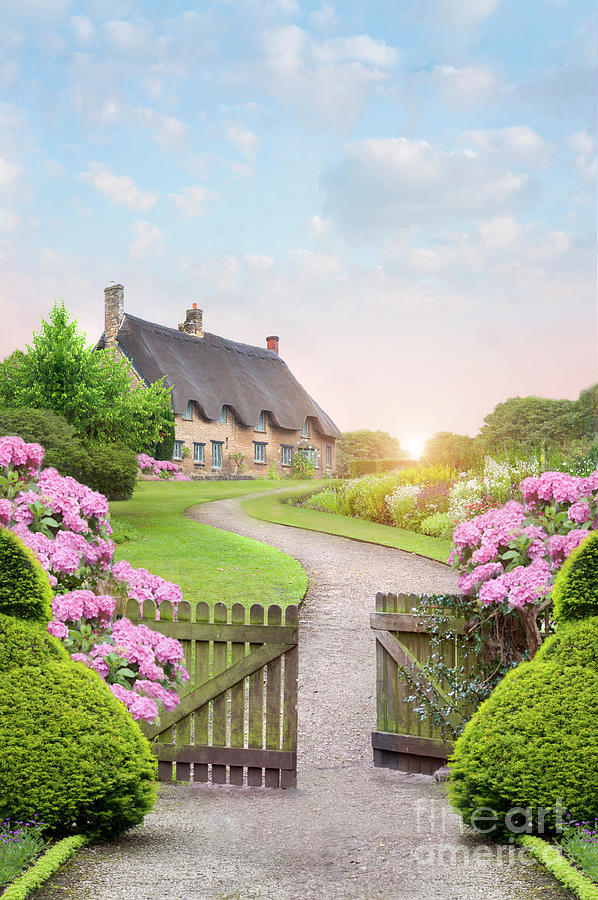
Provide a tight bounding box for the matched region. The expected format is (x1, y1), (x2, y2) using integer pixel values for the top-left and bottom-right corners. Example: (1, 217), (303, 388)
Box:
(104, 283), (124, 347)
(179, 303), (204, 338)
(266, 335), (279, 355)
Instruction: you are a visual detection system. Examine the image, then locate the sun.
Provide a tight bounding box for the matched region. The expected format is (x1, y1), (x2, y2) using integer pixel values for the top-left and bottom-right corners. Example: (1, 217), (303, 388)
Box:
(404, 436), (426, 460)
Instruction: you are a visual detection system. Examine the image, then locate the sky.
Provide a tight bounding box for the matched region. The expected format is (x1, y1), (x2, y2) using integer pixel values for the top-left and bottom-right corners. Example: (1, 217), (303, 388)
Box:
(0, 0), (596, 454)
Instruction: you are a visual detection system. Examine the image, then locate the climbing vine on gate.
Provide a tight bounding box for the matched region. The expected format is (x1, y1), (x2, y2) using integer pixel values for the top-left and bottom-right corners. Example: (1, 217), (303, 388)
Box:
(398, 593), (526, 741)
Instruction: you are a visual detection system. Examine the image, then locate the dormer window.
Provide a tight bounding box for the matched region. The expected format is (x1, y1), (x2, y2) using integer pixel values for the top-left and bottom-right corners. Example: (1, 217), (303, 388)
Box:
(255, 411), (267, 432)
(217, 405), (227, 424)
(301, 418), (309, 438)
(183, 400), (193, 421)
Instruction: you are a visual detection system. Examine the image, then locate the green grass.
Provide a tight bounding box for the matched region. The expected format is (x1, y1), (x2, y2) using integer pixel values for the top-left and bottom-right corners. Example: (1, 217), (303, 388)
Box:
(241, 484), (453, 563)
(109, 480), (307, 609)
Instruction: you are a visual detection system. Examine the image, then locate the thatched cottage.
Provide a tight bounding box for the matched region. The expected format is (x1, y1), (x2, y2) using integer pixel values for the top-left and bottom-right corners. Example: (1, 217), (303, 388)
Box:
(98, 283), (340, 477)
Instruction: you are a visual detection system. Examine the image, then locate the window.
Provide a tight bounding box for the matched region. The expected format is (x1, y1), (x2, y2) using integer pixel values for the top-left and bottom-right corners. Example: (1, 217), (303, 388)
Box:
(193, 443), (205, 464)
(255, 410), (267, 432)
(183, 401), (193, 421)
(173, 441), (184, 460)
(211, 441), (223, 469)
(254, 442), (267, 464)
(217, 406), (227, 424)
(300, 448), (319, 467)
(301, 418), (309, 438)
(326, 445), (332, 467)
(280, 445), (293, 466)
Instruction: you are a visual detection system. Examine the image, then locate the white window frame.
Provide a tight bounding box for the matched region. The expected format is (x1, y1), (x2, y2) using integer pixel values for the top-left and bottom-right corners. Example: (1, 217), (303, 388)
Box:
(254, 442), (267, 464)
(211, 441), (223, 469)
(173, 441), (184, 461)
(280, 445), (293, 466)
(301, 418), (309, 438)
(300, 447), (319, 468)
(255, 410), (266, 432)
(326, 445), (332, 467)
(193, 443), (205, 464)
(217, 406), (227, 424)
(183, 401), (193, 421)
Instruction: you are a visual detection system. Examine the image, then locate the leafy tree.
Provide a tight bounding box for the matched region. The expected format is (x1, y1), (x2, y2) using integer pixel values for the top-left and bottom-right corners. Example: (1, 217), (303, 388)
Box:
(0, 303), (173, 453)
(336, 430), (403, 477)
(479, 395), (591, 456)
(423, 432), (482, 471)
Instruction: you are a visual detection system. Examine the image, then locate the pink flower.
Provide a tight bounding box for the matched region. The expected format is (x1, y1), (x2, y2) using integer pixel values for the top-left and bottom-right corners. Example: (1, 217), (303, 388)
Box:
(47, 620), (69, 639)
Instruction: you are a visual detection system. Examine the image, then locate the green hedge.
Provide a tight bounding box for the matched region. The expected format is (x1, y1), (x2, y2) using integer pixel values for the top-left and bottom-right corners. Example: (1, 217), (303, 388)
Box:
(448, 661), (598, 839)
(519, 836), (598, 900)
(0, 407), (138, 500)
(0, 834), (89, 900)
(536, 616), (598, 671)
(552, 531), (598, 623)
(0, 529), (52, 622)
(0, 662), (157, 838)
(350, 458), (416, 477)
(0, 612), (67, 672)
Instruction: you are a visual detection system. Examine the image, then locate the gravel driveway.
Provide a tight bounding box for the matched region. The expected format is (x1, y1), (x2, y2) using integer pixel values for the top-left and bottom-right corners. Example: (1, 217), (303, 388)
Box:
(35, 493), (568, 900)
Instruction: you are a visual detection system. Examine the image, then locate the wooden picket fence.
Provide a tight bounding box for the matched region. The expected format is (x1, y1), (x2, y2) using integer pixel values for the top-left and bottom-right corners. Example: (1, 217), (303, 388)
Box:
(371, 592), (477, 775)
(128, 598), (298, 789)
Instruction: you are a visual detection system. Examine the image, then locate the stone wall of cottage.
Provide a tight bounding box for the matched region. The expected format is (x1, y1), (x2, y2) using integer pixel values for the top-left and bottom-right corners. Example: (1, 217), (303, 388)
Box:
(173, 407), (335, 478)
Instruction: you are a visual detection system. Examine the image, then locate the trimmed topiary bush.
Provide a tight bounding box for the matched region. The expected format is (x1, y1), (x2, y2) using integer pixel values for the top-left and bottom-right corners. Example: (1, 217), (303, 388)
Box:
(535, 616), (598, 671)
(0, 529), (52, 622)
(80, 442), (138, 502)
(0, 613), (67, 672)
(552, 530), (598, 623)
(448, 661), (598, 840)
(0, 661), (157, 838)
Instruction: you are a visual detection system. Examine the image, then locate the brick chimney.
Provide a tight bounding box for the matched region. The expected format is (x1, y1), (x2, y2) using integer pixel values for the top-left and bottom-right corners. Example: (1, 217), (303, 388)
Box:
(266, 335), (279, 355)
(179, 303), (204, 338)
(104, 283), (124, 347)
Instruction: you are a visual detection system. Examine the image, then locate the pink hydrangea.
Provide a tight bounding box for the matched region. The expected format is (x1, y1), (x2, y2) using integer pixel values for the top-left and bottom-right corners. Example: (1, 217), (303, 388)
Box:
(0, 436), (45, 473)
(52, 590), (116, 623)
(47, 620), (69, 639)
(112, 560), (183, 611)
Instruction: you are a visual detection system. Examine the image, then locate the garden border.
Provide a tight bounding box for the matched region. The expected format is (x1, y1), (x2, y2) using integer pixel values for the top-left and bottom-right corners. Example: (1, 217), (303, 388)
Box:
(518, 835), (598, 900)
(1, 834), (89, 900)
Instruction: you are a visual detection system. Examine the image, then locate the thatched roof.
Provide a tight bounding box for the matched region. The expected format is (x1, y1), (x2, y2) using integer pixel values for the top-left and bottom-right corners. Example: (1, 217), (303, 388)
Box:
(99, 314), (341, 438)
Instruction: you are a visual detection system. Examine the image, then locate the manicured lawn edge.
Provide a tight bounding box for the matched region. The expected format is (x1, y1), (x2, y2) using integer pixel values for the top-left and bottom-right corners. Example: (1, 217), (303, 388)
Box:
(241, 485), (453, 564)
(518, 835), (598, 900)
(1, 834), (90, 900)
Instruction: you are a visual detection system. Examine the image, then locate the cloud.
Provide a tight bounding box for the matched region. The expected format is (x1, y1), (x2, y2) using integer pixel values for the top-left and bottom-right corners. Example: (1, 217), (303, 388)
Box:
(132, 107), (188, 150)
(322, 138), (536, 236)
(416, 64), (501, 108)
(71, 15), (93, 43)
(310, 35), (399, 68)
(463, 126), (554, 169)
(419, 0), (502, 29)
(168, 185), (218, 217)
(244, 253), (275, 269)
(567, 131), (597, 182)
(309, 215), (332, 235)
(225, 124), (259, 159)
(308, 3), (338, 30)
(0, 156), (19, 187)
(129, 221), (163, 260)
(79, 163), (156, 211)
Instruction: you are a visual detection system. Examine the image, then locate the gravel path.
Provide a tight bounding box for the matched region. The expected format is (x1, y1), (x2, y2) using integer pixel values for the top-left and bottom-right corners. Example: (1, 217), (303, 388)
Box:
(36, 494), (568, 900)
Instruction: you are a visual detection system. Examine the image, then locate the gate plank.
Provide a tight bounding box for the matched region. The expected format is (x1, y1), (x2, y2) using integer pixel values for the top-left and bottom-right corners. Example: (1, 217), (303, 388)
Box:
(212, 602), (228, 784)
(265, 606), (282, 787)
(280, 606), (298, 788)
(152, 745), (296, 768)
(193, 601), (210, 783)
(247, 604), (265, 786)
(175, 600), (192, 782)
(229, 603), (246, 785)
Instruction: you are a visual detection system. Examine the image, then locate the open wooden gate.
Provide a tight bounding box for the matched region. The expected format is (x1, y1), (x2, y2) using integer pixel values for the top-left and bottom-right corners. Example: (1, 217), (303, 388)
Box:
(129, 598), (298, 788)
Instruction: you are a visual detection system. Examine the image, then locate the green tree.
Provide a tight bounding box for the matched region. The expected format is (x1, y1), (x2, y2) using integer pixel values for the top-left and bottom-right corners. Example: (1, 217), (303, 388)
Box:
(0, 303), (173, 453)
(479, 395), (590, 456)
(423, 432), (482, 471)
(336, 430), (403, 476)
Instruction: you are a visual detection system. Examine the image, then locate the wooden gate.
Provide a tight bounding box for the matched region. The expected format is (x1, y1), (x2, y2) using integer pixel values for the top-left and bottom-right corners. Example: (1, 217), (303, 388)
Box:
(128, 598), (298, 788)
(371, 592), (473, 775)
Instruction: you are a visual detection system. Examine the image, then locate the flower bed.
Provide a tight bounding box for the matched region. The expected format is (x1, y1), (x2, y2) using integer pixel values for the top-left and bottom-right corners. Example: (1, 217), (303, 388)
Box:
(0, 435), (188, 723)
(137, 453), (189, 481)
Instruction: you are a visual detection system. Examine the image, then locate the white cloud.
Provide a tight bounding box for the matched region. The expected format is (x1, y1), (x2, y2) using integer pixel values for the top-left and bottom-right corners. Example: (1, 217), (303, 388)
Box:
(168, 185), (218, 217)
(133, 107), (188, 150)
(418, 65), (500, 108)
(225, 124), (259, 159)
(0, 156), (19, 187)
(71, 15), (93, 43)
(289, 248), (343, 278)
(567, 130), (597, 182)
(230, 161), (255, 178)
(0, 208), (21, 232)
(322, 138), (536, 235)
(244, 254), (275, 269)
(79, 163), (156, 211)
(308, 3), (338, 30)
(129, 221), (163, 260)
(104, 19), (161, 59)
(311, 35), (399, 68)
(425, 0), (502, 28)
(309, 215), (332, 235)
(464, 126), (554, 169)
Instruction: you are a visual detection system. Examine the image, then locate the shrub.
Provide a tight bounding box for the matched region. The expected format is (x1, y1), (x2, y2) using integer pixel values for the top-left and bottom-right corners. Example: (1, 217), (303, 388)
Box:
(0, 408), (87, 482)
(0, 613), (67, 672)
(448, 661), (598, 839)
(0, 661), (157, 838)
(344, 472), (401, 524)
(420, 511), (453, 539)
(81, 442), (138, 501)
(552, 531), (598, 624)
(535, 616), (598, 671)
(0, 529), (52, 622)
(386, 482), (422, 528)
(302, 487), (343, 513)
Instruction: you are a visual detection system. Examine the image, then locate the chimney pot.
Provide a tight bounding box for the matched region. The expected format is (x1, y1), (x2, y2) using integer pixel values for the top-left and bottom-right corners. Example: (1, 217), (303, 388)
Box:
(104, 283), (124, 348)
(266, 335), (279, 355)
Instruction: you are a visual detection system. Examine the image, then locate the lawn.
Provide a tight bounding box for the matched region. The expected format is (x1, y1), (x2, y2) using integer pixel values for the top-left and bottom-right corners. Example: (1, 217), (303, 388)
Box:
(109, 480), (307, 609)
(241, 484), (453, 564)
